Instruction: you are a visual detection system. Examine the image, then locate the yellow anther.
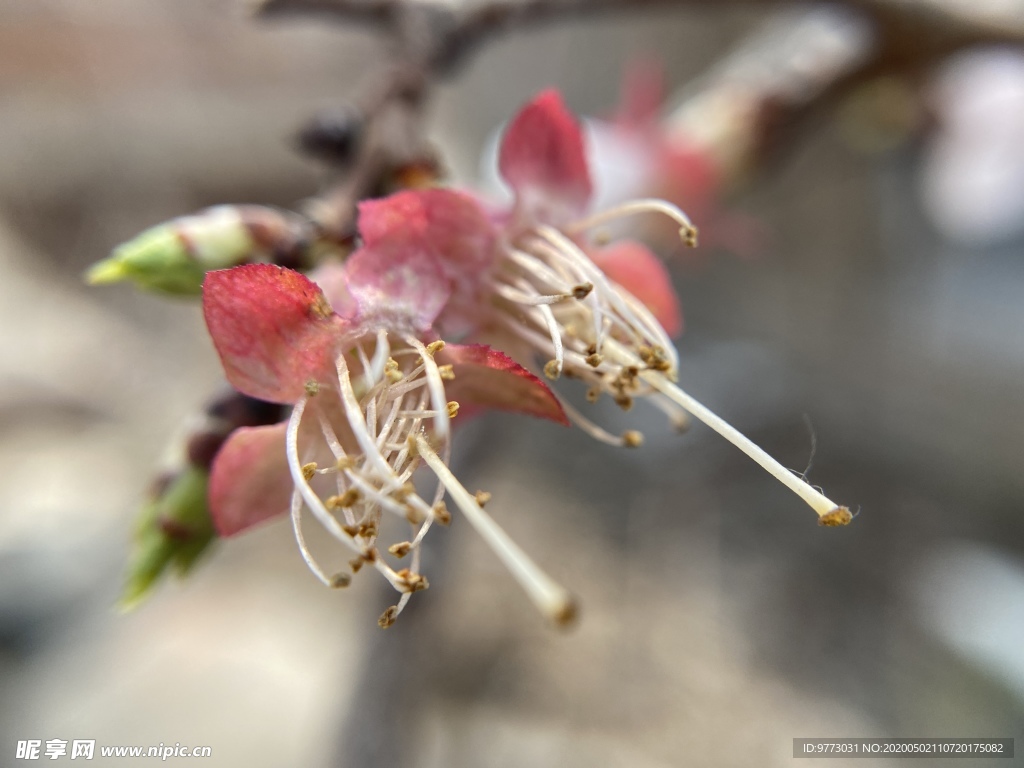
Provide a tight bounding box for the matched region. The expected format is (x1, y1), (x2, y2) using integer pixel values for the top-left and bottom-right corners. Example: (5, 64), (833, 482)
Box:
(396, 568), (429, 593)
(378, 606), (398, 629)
(388, 542), (412, 558)
(326, 488), (361, 508)
(432, 501), (451, 526)
(622, 430), (644, 448)
(301, 462), (318, 480)
(818, 507), (853, 527)
(572, 282), (593, 300)
(405, 505), (426, 525)
(329, 573), (351, 589)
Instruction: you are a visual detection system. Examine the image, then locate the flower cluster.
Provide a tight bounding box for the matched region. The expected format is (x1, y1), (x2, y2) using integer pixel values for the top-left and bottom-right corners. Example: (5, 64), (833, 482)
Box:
(98, 89), (851, 627)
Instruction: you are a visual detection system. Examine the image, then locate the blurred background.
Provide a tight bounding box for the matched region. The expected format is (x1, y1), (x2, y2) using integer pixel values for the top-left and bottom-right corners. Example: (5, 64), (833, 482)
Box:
(1, 0), (1023, 766)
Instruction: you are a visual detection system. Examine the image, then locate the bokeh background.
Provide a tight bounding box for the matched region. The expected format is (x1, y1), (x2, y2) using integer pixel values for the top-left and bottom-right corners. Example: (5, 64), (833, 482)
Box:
(1, 1), (1023, 766)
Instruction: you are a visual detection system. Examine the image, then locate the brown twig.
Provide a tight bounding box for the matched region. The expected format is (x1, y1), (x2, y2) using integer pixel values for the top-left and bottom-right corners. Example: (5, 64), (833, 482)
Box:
(262, 0), (1024, 241)
(257, 0), (1024, 75)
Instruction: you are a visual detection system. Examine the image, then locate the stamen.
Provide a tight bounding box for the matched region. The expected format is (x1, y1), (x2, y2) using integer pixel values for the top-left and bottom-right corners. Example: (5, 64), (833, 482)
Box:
(649, 393), (692, 432)
(494, 315), (611, 394)
(286, 397), (366, 557)
(494, 282), (578, 306)
(356, 344), (374, 393)
(526, 233), (605, 349)
(556, 395), (640, 448)
(406, 336), (450, 443)
(536, 302), (563, 378)
(536, 225), (675, 358)
(290, 488), (333, 586)
(602, 337), (850, 523)
(505, 249), (575, 293)
(388, 541), (412, 558)
(335, 355), (393, 480)
(367, 329), (391, 385)
(566, 198), (699, 247)
(288, 392), (417, 594)
(376, 398), (405, 449)
(414, 435), (577, 627)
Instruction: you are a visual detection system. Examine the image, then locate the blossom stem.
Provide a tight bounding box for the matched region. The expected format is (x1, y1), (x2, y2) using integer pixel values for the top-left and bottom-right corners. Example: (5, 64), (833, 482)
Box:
(414, 435), (578, 627)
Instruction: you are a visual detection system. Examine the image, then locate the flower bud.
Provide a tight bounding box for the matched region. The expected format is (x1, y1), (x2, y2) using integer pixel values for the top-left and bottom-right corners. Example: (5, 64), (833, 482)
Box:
(87, 205), (310, 295)
(120, 465), (216, 610)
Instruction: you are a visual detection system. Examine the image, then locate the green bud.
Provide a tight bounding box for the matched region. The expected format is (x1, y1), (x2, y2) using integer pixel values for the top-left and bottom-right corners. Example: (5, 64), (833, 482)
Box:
(86, 206), (268, 296)
(120, 465), (217, 610)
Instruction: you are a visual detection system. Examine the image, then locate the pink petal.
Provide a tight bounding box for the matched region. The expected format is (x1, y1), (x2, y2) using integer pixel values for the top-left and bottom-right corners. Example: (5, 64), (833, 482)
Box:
(208, 422), (291, 536)
(438, 344), (569, 426)
(348, 189), (496, 334)
(358, 189), (495, 271)
(588, 240), (683, 337)
(499, 89), (592, 219)
(203, 265), (349, 404)
(613, 59), (666, 127)
(309, 262), (358, 317)
(344, 242), (450, 334)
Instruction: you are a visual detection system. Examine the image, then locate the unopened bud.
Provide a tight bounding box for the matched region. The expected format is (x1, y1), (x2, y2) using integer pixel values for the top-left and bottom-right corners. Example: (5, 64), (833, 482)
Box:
(87, 206), (309, 295)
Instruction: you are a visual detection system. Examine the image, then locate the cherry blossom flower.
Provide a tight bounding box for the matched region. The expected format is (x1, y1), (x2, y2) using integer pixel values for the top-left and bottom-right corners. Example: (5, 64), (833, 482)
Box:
(202, 259), (577, 627)
(493, 90), (851, 524)
(199, 89), (851, 628)
(427, 89), (852, 527)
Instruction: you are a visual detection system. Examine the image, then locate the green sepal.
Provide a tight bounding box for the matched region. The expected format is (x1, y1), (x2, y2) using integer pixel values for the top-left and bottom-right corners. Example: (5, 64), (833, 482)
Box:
(120, 465), (217, 611)
(88, 224), (210, 295)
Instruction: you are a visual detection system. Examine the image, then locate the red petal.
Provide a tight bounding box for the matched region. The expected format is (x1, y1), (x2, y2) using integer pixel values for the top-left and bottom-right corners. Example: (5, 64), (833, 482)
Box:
(358, 189), (494, 271)
(588, 240), (683, 337)
(208, 423), (291, 536)
(203, 265), (348, 404)
(349, 189), (496, 333)
(438, 344), (569, 426)
(499, 89), (592, 218)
